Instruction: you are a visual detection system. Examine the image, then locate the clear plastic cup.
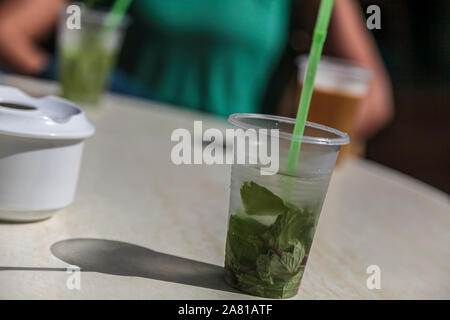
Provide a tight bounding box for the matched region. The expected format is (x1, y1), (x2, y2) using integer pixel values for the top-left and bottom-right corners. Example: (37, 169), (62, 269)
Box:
(296, 55), (371, 160)
(57, 3), (129, 105)
(224, 113), (349, 298)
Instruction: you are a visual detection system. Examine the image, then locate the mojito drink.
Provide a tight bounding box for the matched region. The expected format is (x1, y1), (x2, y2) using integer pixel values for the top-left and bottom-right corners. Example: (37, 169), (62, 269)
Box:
(57, 4), (127, 104)
(225, 165), (330, 298)
(224, 114), (349, 298)
(59, 39), (116, 104)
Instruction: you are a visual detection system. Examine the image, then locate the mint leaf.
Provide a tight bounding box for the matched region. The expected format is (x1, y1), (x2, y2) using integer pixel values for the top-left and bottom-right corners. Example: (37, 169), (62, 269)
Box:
(225, 210), (268, 270)
(225, 181), (318, 299)
(256, 240), (305, 280)
(256, 254), (274, 284)
(262, 204), (316, 251)
(235, 271), (266, 297)
(251, 252), (305, 298)
(240, 181), (287, 216)
(280, 240), (305, 274)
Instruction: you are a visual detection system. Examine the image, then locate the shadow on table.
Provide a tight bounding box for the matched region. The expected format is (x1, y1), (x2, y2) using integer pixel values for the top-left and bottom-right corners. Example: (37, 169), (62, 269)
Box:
(50, 238), (240, 294)
(0, 266), (67, 271)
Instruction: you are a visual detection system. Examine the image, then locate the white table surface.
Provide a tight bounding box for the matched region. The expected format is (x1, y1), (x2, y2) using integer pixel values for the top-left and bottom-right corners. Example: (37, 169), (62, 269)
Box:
(0, 76), (449, 299)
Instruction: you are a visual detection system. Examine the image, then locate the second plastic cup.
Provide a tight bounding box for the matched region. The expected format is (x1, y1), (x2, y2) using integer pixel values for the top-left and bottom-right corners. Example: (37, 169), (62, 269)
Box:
(296, 55), (370, 160)
(57, 3), (129, 105)
(224, 113), (349, 298)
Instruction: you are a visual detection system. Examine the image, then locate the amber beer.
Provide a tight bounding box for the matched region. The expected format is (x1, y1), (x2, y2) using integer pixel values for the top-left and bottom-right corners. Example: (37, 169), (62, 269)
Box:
(297, 56), (371, 162)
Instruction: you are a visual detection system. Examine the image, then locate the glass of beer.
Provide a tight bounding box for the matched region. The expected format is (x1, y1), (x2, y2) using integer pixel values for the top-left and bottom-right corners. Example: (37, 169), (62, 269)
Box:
(296, 55), (371, 162)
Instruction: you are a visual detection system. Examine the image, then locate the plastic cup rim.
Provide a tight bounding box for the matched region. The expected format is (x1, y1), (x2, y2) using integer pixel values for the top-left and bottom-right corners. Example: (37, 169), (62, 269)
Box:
(228, 113), (350, 146)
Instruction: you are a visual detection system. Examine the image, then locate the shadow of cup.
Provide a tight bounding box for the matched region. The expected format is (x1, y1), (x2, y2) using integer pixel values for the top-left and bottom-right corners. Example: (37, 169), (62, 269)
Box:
(51, 238), (240, 294)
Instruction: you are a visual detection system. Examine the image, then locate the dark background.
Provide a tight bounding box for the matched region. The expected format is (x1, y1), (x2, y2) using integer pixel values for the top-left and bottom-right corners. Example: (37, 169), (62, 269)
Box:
(264, 0), (449, 193)
(363, 0), (449, 194)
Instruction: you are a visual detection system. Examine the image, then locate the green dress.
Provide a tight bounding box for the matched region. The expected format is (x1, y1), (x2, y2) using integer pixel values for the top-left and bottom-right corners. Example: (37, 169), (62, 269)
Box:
(119, 0), (290, 116)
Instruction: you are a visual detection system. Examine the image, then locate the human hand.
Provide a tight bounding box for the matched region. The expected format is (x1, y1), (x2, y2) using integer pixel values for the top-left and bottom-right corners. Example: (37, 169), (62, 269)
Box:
(0, 0), (64, 74)
(354, 72), (394, 140)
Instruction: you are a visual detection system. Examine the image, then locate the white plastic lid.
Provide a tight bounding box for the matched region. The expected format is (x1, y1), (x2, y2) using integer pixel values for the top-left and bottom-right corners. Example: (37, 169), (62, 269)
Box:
(0, 86), (95, 140)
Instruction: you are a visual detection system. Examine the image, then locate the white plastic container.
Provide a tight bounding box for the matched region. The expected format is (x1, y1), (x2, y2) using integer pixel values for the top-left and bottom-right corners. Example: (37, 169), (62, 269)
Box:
(0, 86), (95, 222)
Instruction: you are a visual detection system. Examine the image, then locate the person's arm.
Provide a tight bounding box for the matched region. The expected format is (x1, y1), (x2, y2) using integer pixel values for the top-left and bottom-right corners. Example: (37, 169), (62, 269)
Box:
(0, 0), (65, 74)
(325, 0), (394, 140)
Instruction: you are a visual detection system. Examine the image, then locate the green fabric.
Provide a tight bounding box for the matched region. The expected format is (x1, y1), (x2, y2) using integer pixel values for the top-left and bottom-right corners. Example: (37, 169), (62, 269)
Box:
(120, 0), (289, 116)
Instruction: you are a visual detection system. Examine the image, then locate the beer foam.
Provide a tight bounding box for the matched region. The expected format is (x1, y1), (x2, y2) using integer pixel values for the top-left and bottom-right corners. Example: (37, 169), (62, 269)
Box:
(296, 55), (371, 96)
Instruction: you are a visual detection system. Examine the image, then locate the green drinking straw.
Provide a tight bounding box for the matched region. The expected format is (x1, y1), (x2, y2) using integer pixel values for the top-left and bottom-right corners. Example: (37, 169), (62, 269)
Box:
(283, 0), (335, 201)
(103, 0), (133, 30)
